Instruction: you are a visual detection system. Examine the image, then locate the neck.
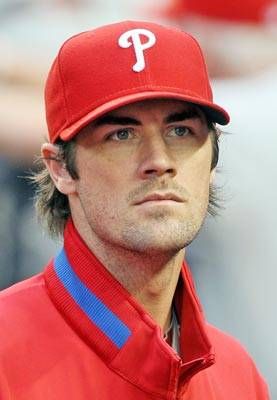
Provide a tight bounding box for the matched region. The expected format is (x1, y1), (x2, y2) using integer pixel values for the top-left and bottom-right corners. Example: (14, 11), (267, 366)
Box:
(103, 247), (184, 334)
(72, 217), (185, 334)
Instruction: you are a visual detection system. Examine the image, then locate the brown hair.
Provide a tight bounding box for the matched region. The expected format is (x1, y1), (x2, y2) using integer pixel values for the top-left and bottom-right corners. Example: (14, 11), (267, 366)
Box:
(31, 122), (222, 238)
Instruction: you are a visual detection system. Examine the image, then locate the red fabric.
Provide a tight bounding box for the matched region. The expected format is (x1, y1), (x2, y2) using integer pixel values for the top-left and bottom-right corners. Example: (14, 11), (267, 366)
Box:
(45, 20), (229, 144)
(166, 0), (277, 23)
(0, 221), (269, 399)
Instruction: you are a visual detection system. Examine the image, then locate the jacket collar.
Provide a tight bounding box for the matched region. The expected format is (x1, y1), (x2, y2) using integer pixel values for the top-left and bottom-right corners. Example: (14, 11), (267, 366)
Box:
(44, 219), (215, 398)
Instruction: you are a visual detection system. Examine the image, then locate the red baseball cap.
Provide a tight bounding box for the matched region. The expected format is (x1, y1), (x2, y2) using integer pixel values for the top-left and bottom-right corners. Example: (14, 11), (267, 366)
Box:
(45, 20), (230, 143)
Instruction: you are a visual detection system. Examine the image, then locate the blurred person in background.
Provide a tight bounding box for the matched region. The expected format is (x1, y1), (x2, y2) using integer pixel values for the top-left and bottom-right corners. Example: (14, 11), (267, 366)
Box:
(0, 0), (59, 289)
(0, 0), (112, 289)
(162, 0), (277, 77)
(0, 20), (270, 399)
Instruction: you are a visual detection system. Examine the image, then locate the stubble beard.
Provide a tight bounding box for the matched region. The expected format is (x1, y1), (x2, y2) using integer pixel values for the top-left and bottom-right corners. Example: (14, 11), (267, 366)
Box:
(119, 179), (209, 256)
(78, 183), (209, 258)
(120, 208), (207, 256)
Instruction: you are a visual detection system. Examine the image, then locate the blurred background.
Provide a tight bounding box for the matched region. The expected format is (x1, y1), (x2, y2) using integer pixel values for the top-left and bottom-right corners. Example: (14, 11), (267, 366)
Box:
(0, 0), (276, 396)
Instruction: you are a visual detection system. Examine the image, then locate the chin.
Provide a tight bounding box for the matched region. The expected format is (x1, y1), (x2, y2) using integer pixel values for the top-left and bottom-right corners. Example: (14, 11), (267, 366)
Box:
(121, 223), (200, 254)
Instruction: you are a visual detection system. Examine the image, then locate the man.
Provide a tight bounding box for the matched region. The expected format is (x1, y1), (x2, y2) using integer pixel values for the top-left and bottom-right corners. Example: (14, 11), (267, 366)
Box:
(0, 20), (270, 399)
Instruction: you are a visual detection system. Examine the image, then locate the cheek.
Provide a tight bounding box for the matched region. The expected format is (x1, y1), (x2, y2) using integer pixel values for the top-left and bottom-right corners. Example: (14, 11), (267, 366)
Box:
(78, 144), (135, 184)
(180, 146), (212, 193)
(187, 170), (211, 203)
(76, 158), (129, 212)
(78, 155), (118, 187)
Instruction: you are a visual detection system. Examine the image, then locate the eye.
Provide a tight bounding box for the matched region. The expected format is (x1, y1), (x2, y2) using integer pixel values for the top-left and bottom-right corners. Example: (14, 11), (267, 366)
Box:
(107, 128), (133, 141)
(168, 126), (192, 137)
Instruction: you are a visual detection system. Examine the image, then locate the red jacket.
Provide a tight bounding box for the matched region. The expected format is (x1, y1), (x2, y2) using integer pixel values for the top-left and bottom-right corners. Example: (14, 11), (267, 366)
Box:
(0, 221), (269, 399)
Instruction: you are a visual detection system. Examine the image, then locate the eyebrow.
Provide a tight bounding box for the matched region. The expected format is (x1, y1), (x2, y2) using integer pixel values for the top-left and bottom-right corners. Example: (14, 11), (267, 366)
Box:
(94, 115), (141, 126)
(94, 108), (202, 127)
(165, 109), (202, 124)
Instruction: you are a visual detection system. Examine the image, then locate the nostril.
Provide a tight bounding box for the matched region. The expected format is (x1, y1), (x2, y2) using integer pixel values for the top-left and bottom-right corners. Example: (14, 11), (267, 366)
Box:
(144, 168), (175, 176)
(145, 169), (156, 175)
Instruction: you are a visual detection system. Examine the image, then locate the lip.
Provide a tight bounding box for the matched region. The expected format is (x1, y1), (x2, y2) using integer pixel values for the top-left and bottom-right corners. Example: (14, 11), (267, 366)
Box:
(134, 192), (184, 205)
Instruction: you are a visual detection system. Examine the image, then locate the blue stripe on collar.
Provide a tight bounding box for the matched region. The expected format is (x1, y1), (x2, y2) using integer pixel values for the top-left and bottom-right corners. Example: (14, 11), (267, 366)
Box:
(54, 248), (131, 349)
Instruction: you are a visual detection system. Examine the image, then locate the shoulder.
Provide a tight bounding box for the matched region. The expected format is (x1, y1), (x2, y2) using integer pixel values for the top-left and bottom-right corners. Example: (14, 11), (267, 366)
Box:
(0, 272), (75, 397)
(207, 323), (250, 358)
(0, 273), (47, 315)
(0, 273), (46, 302)
(0, 273), (55, 348)
(206, 323), (270, 398)
(206, 323), (259, 370)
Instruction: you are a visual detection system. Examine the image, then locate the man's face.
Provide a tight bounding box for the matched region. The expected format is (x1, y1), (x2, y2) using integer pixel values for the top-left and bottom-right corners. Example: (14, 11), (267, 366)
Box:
(72, 99), (214, 254)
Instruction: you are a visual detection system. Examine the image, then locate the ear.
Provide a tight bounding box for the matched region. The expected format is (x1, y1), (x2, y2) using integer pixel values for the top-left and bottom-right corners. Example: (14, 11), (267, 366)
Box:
(41, 143), (77, 195)
(209, 168), (216, 184)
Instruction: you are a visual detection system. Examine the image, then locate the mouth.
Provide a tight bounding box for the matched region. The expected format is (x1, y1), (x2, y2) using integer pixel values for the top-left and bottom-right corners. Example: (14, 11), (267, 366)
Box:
(134, 192), (185, 206)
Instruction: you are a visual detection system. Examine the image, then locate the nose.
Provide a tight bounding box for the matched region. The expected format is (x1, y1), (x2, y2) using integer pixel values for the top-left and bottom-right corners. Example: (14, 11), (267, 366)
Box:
(137, 135), (177, 179)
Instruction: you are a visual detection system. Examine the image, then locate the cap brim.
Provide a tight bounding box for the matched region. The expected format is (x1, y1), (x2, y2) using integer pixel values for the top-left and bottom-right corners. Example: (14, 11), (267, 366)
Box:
(58, 91), (230, 142)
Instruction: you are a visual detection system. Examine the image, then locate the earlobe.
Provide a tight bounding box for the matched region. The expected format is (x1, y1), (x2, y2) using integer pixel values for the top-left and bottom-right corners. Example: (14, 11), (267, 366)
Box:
(41, 143), (77, 195)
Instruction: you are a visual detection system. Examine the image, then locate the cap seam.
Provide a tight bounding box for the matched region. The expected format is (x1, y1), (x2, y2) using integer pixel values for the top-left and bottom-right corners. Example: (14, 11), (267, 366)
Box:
(56, 50), (71, 128)
(184, 32), (211, 99)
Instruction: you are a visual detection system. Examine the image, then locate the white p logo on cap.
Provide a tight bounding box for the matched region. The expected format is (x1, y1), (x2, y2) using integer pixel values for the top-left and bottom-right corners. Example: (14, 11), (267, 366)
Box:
(118, 28), (156, 72)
